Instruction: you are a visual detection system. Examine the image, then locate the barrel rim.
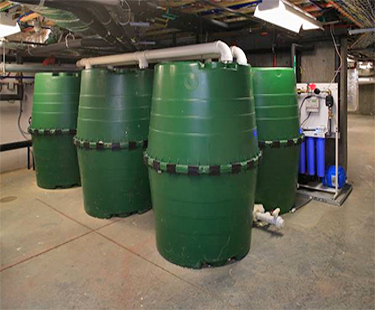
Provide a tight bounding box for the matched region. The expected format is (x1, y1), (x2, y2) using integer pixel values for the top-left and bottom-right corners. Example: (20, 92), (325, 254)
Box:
(144, 151), (262, 176)
(28, 127), (77, 136)
(258, 133), (305, 149)
(73, 136), (148, 151)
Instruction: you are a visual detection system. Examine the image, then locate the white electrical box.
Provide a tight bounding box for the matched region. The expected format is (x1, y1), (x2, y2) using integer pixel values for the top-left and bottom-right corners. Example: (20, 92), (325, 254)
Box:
(305, 96), (320, 113)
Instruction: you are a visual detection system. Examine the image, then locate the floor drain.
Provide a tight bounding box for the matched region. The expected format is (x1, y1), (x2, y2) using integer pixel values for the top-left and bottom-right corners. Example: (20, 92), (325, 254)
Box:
(0, 196), (17, 203)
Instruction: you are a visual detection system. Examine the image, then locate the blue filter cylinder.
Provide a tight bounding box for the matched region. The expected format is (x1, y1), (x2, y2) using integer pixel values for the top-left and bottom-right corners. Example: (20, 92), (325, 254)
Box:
(316, 138), (325, 178)
(306, 137), (315, 176)
(299, 140), (306, 174)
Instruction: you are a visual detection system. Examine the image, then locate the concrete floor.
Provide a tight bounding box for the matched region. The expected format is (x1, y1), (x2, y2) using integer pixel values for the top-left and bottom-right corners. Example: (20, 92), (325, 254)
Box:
(1, 114), (374, 309)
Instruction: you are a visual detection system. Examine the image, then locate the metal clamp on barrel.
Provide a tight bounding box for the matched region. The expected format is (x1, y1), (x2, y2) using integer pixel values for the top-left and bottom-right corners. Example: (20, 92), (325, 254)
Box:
(144, 151), (262, 176)
(258, 134), (305, 149)
(73, 137), (148, 151)
(28, 127), (77, 136)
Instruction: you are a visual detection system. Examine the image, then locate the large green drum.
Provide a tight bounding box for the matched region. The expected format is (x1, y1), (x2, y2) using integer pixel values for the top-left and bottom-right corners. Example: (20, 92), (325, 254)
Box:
(29, 72), (80, 189)
(252, 68), (303, 214)
(145, 62), (261, 269)
(75, 68), (153, 218)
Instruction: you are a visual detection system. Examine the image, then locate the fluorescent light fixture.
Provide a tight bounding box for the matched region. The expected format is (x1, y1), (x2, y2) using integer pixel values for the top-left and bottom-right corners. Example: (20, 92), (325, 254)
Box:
(0, 23), (21, 38)
(0, 13), (21, 38)
(254, 0), (323, 33)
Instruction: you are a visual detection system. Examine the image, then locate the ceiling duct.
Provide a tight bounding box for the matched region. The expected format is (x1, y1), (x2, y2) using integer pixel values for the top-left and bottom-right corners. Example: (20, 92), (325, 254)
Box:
(15, 0), (132, 51)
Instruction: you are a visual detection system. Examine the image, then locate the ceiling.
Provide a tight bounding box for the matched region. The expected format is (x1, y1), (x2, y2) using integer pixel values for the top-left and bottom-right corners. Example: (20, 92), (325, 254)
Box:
(1, 0), (374, 60)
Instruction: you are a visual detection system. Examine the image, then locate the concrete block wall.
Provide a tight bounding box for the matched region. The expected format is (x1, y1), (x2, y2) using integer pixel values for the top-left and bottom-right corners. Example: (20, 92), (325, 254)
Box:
(300, 41), (336, 83)
(358, 83), (375, 116)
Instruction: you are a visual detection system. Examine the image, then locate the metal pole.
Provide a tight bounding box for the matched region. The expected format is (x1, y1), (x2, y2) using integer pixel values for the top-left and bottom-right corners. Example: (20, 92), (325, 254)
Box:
(339, 38), (348, 171)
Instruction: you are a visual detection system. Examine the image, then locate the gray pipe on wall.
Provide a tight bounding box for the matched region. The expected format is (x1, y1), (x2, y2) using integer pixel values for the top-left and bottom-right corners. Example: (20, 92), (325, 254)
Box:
(2, 64), (80, 73)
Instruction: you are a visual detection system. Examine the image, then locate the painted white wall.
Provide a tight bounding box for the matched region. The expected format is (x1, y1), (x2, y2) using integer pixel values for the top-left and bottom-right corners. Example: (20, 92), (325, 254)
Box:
(0, 79), (34, 173)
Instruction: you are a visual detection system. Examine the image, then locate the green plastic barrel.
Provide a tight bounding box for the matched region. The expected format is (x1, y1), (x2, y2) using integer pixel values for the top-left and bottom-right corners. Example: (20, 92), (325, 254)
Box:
(29, 72), (80, 189)
(252, 68), (303, 214)
(75, 68), (153, 219)
(145, 62), (261, 269)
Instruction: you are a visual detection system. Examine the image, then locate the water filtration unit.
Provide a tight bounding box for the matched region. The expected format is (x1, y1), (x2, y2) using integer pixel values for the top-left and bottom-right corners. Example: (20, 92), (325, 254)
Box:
(297, 83), (351, 205)
(145, 61), (260, 268)
(29, 72), (81, 189)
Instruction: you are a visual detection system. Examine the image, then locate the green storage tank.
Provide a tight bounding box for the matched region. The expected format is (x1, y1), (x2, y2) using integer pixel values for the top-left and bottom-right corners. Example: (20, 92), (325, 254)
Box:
(75, 68), (153, 219)
(29, 72), (80, 189)
(145, 62), (261, 269)
(252, 68), (304, 214)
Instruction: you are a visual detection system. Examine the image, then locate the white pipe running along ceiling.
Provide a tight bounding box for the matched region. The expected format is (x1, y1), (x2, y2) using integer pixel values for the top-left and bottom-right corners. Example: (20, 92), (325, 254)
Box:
(76, 41), (233, 69)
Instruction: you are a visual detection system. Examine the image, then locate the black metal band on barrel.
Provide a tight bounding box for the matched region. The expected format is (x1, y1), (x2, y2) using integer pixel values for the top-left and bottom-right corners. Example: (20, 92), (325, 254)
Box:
(258, 134), (305, 149)
(73, 137), (148, 151)
(28, 127), (77, 136)
(144, 151), (262, 176)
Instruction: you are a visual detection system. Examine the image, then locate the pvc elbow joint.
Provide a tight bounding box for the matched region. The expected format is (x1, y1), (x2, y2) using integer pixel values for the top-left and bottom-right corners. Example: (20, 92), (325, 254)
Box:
(230, 46), (247, 65)
(216, 41), (233, 63)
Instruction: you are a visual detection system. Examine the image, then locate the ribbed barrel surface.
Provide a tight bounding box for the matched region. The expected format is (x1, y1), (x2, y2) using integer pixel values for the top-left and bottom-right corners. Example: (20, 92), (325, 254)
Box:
(252, 68), (302, 213)
(76, 68), (153, 218)
(145, 62), (260, 268)
(30, 72), (80, 189)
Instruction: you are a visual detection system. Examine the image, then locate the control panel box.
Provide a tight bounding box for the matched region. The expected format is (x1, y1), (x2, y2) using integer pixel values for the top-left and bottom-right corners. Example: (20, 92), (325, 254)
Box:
(297, 83), (339, 138)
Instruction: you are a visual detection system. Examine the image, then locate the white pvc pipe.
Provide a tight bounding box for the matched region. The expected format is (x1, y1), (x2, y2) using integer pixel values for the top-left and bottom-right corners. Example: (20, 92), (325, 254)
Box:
(230, 46), (247, 65)
(253, 205), (285, 229)
(76, 41), (233, 69)
(256, 211), (285, 229)
(1, 64), (80, 73)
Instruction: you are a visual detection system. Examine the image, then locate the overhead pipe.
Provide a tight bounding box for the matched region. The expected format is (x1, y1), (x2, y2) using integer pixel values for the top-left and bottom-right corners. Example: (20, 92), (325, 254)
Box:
(27, 38), (110, 56)
(55, 4), (126, 51)
(348, 28), (375, 35)
(144, 1), (230, 32)
(0, 76), (34, 79)
(77, 41), (233, 69)
(230, 46), (247, 65)
(86, 3), (136, 51)
(2, 64), (80, 73)
(71, 0), (132, 26)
